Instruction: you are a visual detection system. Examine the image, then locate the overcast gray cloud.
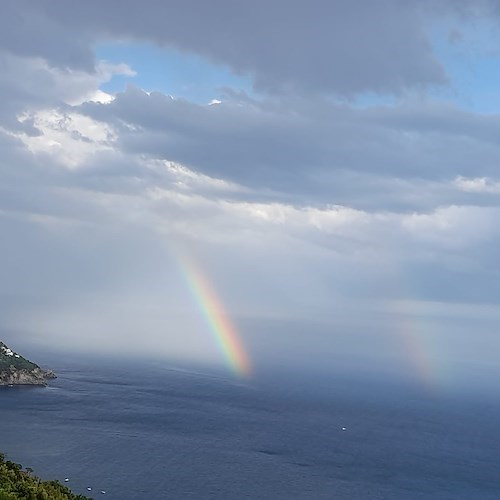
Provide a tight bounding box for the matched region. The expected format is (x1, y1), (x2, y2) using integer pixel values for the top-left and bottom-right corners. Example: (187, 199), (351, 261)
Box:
(12, 0), (448, 96)
(74, 87), (500, 206)
(0, 1), (95, 70)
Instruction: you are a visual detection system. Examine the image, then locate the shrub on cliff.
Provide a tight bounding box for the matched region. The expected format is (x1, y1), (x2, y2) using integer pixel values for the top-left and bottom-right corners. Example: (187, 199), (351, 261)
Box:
(0, 454), (89, 500)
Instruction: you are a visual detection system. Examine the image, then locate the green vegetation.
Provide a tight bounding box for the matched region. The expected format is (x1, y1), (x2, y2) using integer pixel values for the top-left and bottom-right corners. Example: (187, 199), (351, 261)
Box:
(0, 453), (90, 500)
(0, 343), (38, 372)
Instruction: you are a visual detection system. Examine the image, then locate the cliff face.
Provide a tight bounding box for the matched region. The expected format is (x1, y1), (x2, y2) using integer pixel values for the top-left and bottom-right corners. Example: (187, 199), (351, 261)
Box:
(0, 342), (56, 386)
(0, 367), (56, 386)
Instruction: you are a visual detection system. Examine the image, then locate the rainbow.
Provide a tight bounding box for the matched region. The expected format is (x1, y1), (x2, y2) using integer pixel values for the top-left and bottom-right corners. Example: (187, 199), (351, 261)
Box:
(179, 256), (252, 377)
(388, 292), (451, 392)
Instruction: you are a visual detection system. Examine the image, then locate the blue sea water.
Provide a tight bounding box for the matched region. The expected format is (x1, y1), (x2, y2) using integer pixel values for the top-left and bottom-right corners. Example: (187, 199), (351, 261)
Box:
(1, 358), (500, 499)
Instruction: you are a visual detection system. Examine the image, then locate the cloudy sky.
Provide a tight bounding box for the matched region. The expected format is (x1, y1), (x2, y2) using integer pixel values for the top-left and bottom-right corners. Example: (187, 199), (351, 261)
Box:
(3, 0), (500, 389)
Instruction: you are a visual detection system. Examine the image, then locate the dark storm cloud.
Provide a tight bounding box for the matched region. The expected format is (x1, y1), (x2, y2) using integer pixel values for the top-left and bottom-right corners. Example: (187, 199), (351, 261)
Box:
(19, 0), (448, 96)
(0, 0), (95, 71)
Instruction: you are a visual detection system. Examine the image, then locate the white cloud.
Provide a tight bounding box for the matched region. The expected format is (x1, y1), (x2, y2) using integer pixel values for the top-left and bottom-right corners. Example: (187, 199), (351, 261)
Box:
(15, 109), (116, 168)
(401, 205), (497, 249)
(454, 175), (500, 193)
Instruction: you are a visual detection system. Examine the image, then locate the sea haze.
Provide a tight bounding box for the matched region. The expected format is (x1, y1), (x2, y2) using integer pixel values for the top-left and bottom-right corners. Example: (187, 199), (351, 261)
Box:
(1, 355), (500, 499)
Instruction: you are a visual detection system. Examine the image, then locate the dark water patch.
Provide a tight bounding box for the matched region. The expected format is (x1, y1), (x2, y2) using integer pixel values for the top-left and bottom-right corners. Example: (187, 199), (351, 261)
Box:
(257, 449), (283, 456)
(291, 461), (312, 467)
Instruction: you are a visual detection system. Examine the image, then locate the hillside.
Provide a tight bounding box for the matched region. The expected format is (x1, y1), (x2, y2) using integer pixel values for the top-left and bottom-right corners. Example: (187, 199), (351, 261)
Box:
(0, 343), (56, 386)
(0, 453), (90, 500)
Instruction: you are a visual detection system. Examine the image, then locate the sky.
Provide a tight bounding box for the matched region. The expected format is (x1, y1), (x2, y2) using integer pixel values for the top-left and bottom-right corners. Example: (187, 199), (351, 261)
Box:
(3, 0), (500, 391)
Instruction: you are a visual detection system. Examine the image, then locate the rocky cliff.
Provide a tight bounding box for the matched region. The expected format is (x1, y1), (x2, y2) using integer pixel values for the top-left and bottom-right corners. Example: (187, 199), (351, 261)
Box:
(0, 342), (56, 386)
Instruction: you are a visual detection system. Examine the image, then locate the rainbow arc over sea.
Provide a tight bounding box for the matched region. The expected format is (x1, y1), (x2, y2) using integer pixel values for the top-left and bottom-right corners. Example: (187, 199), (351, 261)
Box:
(388, 264), (451, 393)
(179, 255), (252, 377)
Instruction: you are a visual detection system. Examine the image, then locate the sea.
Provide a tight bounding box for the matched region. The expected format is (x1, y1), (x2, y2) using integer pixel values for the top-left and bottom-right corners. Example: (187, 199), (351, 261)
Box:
(1, 355), (500, 499)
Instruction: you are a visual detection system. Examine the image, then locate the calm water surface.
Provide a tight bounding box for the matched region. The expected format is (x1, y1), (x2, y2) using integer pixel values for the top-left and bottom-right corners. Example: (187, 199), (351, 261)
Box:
(1, 359), (500, 499)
